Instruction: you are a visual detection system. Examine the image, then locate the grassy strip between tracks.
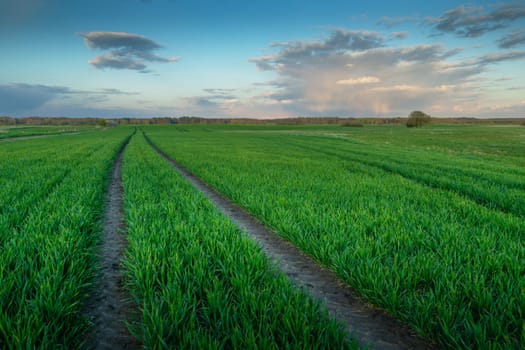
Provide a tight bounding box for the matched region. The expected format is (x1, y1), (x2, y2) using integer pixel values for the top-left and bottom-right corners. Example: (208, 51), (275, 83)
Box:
(121, 132), (357, 349)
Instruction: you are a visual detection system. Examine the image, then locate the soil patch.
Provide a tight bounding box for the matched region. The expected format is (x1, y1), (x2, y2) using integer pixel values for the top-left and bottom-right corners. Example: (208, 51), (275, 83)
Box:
(83, 138), (140, 349)
(146, 134), (435, 350)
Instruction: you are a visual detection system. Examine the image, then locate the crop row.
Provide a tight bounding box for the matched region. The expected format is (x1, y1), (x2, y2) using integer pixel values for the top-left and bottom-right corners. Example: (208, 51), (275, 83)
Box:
(0, 134), (111, 247)
(0, 125), (90, 140)
(0, 129), (133, 348)
(283, 135), (525, 217)
(145, 125), (525, 349)
(121, 132), (356, 348)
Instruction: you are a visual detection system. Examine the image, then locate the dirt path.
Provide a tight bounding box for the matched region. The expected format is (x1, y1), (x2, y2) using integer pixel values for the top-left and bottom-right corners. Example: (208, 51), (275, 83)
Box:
(145, 134), (435, 350)
(84, 138), (140, 350)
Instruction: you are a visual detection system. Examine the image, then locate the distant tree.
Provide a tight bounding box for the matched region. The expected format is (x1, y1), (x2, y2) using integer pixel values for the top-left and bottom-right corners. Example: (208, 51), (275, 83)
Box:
(406, 110), (431, 128)
(340, 119), (363, 127)
(0, 116), (16, 125)
(98, 119), (108, 127)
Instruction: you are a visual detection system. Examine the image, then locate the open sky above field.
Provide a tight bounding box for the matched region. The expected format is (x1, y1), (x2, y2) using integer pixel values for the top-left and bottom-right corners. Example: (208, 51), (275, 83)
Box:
(1, 0), (524, 118)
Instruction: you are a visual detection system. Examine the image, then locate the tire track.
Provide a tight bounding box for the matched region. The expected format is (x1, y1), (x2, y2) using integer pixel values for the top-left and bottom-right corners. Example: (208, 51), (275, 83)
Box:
(84, 135), (140, 350)
(144, 133), (435, 350)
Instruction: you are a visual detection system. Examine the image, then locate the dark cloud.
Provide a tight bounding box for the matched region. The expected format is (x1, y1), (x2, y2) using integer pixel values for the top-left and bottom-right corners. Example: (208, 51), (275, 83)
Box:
(191, 97), (218, 108)
(397, 45), (451, 61)
(259, 89), (301, 104)
(182, 88), (241, 114)
(377, 16), (417, 28)
(491, 2), (525, 21)
(323, 29), (384, 51)
(99, 88), (139, 95)
(89, 55), (147, 71)
(476, 51), (525, 65)
(498, 28), (525, 48)
(250, 29), (384, 71)
(81, 31), (161, 51)
(79, 31), (178, 72)
(189, 89), (237, 106)
(391, 32), (408, 40)
(427, 2), (525, 38)
(252, 80), (290, 88)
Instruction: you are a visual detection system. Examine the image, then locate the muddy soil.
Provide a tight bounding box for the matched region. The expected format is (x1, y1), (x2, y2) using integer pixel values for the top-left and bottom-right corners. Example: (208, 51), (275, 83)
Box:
(146, 135), (435, 350)
(83, 140), (140, 350)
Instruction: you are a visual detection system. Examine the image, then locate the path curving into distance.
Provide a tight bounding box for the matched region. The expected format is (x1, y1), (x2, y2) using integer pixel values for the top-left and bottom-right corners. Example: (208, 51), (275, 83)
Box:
(144, 133), (435, 350)
(84, 136), (140, 350)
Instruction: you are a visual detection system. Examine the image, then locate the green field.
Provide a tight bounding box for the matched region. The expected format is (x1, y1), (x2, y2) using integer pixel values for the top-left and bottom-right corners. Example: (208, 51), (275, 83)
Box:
(144, 124), (525, 349)
(0, 125), (95, 140)
(0, 129), (132, 347)
(0, 123), (524, 348)
(122, 132), (355, 348)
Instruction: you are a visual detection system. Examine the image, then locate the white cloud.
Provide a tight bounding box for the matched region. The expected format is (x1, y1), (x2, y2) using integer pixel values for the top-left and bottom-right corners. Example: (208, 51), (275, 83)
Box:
(249, 24), (525, 117)
(336, 76), (381, 85)
(371, 85), (420, 92)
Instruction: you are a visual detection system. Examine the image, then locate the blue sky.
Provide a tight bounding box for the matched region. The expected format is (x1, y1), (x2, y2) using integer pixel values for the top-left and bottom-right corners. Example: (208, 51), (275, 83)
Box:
(1, 0), (524, 118)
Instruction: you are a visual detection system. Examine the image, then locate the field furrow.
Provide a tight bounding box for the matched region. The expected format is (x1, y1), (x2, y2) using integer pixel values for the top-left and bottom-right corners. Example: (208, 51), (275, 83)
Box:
(83, 131), (139, 349)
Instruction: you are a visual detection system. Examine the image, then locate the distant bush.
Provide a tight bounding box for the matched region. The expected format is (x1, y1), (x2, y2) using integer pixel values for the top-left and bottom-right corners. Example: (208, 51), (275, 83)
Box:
(406, 111), (431, 128)
(340, 120), (364, 127)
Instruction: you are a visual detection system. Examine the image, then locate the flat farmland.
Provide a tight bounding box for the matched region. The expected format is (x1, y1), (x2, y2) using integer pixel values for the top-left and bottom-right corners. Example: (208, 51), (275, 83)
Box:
(0, 125), (94, 140)
(1, 123), (524, 349)
(0, 127), (357, 349)
(144, 123), (525, 349)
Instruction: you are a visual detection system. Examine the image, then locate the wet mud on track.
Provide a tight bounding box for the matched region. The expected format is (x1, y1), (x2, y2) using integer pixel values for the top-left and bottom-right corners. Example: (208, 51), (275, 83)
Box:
(145, 133), (435, 350)
(83, 137), (140, 350)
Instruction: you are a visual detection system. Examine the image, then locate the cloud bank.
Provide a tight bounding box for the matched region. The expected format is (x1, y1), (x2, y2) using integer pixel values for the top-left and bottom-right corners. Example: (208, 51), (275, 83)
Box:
(0, 83), (72, 114)
(0, 83), (138, 116)
(249, 26), (525, 117)
(80, 31), (178, 72)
